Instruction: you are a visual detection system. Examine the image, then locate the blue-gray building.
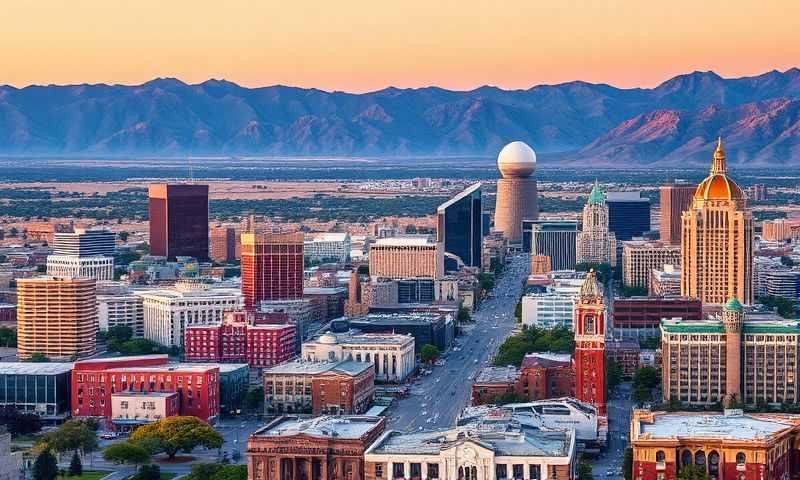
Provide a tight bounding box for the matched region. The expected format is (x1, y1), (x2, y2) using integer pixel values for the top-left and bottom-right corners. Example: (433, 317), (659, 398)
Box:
(437, 183), (482, 271)
(606, 192), (651, 241)
(0, 363), (73, 421)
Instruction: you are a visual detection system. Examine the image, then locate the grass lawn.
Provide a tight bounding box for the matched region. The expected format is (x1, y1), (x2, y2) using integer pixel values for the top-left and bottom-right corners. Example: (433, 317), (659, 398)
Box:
(160, 473), (177, 480)
(65, 471), (113, 480)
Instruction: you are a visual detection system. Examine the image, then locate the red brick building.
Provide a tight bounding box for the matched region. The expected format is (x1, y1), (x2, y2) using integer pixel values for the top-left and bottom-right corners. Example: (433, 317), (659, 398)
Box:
(612, 296), (702, 336)
(631, 409), (800, 480)
(240, 232), (304, 310)
(573, 271), (607, 415)
(471, 366), (522, 405)
(184, 311), (296, 369)
(519, 352), (575, 400)
(72, 355), (220, 425)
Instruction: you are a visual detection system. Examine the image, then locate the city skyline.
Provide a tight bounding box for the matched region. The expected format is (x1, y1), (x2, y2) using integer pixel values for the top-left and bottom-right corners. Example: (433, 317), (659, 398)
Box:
(2, 1), (798, 93)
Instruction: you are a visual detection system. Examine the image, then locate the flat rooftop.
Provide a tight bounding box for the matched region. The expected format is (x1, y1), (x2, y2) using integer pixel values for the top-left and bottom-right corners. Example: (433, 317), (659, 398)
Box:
(263, 359), (372, 376)
(254, 415), (382, 439)
(475, 366), (520, 384)
(0, 362), (74, 375)
(111, 391), (177, 398)
(373, 235), (435, 247)
(309, 332), (414, 346)
(637, 412), (796, 441)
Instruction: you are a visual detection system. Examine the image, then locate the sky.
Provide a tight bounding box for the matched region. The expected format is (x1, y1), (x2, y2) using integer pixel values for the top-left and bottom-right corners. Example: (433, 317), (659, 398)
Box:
(2, 0), (799, 93)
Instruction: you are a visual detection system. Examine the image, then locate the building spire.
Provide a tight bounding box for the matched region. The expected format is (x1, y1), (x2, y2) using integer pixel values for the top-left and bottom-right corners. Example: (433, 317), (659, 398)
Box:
(711, 137), (727, 175)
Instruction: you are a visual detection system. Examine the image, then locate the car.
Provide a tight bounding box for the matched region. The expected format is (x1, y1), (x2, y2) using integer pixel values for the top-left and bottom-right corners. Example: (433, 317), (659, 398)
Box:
(100, 432), (119, 440)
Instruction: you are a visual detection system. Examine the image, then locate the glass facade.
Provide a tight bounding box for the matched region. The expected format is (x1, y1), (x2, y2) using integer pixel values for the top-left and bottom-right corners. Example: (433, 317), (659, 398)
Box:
(607, 195), (651, 241)
(437, 183), (482, 270)
(0, 371), (71, 419)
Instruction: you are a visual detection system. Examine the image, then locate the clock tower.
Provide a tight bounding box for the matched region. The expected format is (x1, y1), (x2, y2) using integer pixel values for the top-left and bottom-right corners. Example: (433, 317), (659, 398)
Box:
(573, 269), (607, 415)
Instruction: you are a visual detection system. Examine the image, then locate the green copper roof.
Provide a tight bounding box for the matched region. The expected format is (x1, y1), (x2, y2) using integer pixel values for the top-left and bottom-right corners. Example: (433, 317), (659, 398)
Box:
(724, 297), (743, 312)
(661, 318), (800, 335)
(588, 182), (605, 205)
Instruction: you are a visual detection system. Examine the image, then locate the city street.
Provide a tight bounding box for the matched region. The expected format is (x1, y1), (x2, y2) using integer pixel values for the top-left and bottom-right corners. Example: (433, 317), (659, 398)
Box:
(386, 254), (531, 431)
(592, 382), (633, 479)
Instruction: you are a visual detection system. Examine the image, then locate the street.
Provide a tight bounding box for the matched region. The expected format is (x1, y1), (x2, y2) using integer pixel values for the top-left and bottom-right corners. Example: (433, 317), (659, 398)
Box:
(386, 255), (530, 431)
(592, 382), (633, 479)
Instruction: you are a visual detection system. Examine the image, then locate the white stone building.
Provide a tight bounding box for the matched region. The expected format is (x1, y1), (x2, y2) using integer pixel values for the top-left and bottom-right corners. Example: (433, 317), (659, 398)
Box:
(46, 255), (114, 281)
(301, 332), (415, 382)
(97, 282), (144, 336)
(304, 232), (351, 263)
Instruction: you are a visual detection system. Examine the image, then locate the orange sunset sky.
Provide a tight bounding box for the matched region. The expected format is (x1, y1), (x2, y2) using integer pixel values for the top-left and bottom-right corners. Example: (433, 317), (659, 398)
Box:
(2, 0), (798, 93)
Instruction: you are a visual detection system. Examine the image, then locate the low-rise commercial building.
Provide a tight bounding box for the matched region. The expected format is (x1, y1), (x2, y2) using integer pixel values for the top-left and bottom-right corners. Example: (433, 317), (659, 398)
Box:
(247, 415), (385, 480)
(0, 362), (73, 421)
(110, 391), (180, 429)
(605, 340), (641, 377)
(519, 353), (575, 401)
(348, 313), (454, 352)
(263, 360), (375, 415)
(612, 296), (702, 339)
(302, 332), (415, 383)
(471, 366), (522, 405)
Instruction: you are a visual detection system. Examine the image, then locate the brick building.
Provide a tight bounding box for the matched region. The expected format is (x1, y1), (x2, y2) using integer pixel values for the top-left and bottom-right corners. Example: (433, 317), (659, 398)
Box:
(241, 232), (304, 310)
(471, 366), (522, 405)
(605, 340), (641, 378)
(519, 352), (575, 401)
(184, 311), (296, 369)
(263, 360), (375, 415)
(612, 296), (702, 339)
(71, 355), (220, 425)
(631, 409), (800, 480)
(247, 415), (385, 480)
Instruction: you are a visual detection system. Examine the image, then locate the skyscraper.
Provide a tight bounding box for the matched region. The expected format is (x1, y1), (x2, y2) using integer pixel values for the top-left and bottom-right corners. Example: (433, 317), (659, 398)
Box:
(494, 141), (538, 246)
(659, 181), (695, 244)
(606, 191), (651, 241)
(17, 276), (97, 360)
(210, 226), (238, 263)
(576, 183), (616, 266)
(240, 232), (304, 310)
(436, 182), (482, 270)
(148, 184), (209, 261)
(681, 139), (753, 305)
(530, 221), (578, 271)
(573, 270), (606, 415)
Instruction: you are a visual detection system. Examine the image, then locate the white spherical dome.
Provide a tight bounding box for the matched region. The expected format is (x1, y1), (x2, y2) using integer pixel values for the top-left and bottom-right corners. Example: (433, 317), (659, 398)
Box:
(497, 141), (537, 178)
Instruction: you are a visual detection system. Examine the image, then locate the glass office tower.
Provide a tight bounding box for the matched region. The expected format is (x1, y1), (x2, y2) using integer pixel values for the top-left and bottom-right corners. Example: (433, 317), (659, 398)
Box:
(437, 183), (482, 271)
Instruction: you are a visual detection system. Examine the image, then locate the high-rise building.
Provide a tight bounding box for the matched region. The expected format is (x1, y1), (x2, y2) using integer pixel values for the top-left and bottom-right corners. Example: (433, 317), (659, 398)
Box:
(659, 182), (695, 244)
(681, 139), (753, 305)
(576, 183), (616, 266)
(660, 299), (800, 407)
(17, 276), (97, 359)
(148, 183), (209, 261)
(494, 141), (538, 246)
(606, 191), (651, 242)
(368, 236), (444, 280)
(621, 240), (681, 289)
(53, 227), (116, 256)
(649, 265), (682, 296)
(530, 221), (578, 271)
(436, 182), (482, 270)
(209, 226), (238, 263)
(573, 270), (606, 415)
(761, 218), (800, 241)
(240, 232), (304, 310)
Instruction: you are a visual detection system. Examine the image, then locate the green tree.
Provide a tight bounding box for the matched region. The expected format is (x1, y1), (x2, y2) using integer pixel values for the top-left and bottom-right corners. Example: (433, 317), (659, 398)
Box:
(103, 441), (151, 467)
(477, 273), (495, 292)
(38, 419), (97, 456)
(639, 336), (661, 350)
(606, 358), (623, 391)
(130, 416), (223, 460)
(492, 392), (526, 405)
(23, 352), (50, 363)
(757, 295), (797, 319)
(68, 452), (82, 476)
(188, 464), (247, 480)
(420, 344), (441, 363)
(493, 326), (574, 367)
(676, 465), (709, 480)
(244, 388), (264, 411)
(457, 307), (471, 323)
(577, 454), (594, 480)
(33, 450), (58, 480)
(623, 448), (633, 480)
(514, 301), (522, 322)
(0, 327), (17, 347)
(133, 465), (161, 480)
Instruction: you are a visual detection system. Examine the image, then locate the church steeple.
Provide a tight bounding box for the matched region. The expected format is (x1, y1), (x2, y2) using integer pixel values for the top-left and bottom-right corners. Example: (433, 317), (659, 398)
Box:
(711, 137), (727, 175)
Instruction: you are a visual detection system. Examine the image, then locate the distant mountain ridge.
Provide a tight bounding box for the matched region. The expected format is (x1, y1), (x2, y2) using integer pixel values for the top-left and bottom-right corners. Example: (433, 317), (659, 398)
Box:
(1, 69), (799, 165)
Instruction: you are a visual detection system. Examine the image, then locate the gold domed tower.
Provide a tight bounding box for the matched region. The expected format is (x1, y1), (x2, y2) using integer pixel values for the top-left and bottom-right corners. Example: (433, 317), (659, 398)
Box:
(494, 141), (539, 245)
(681, 138), (753, 304)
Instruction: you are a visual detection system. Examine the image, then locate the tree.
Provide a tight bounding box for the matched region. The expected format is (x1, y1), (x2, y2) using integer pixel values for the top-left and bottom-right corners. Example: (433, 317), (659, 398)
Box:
(623, 448), (633, 480)
(514, 301), (522, 322)
(0, 327), (16, 347)
(577, 454), (594, 480)
(244, 388), (264, 411)
(676, 465), (709, 480)
(477, 273), (494, 292)
(493, 326), (574, 367)
(757, 295), (797, 319)
(118, 231), (130, 242)
(0, 406), (42, 435)
(188, 464), (247, 480)
(103, 441), (151, 467)
(605, 358), (623, 391)
(38, 419), (97, 456)
(33, 450), (58, 480)
(457, 307), (471, 323)
(23, 353), (50, 363)
(420, 344), (441, 363)
(130, 416), (223, 460)
(133, 465), (161, 480)
(492, 392), (526, 405)
(107, 325), (134, 344)
(68, 452), (82, 476)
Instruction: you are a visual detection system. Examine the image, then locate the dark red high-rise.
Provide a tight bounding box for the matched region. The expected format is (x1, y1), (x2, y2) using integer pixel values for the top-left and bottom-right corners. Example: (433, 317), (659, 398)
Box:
(240, 232), (304, 310)
(149, 184), (209, 261)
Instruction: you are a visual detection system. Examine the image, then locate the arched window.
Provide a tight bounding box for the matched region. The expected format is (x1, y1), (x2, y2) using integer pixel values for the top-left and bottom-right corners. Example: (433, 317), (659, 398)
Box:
(681, 450), (693, 467)
(736, 452), (746, 465)
(695, 451), (706, 467)
(656, 451), (665, 462)
(708, 451), (720, 476)
(585, 315), (595, 334)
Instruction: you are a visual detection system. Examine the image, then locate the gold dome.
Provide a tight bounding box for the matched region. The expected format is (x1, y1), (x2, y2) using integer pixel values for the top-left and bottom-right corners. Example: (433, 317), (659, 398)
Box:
(693, 138), (745, 203)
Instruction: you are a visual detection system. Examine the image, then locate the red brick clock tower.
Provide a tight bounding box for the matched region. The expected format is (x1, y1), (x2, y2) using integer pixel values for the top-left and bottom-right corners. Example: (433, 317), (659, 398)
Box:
(573, 269), (607, 415)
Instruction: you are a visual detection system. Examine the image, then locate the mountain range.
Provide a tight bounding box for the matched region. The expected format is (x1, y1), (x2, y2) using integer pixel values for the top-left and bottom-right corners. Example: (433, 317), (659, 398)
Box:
(1, 69), (799, 166)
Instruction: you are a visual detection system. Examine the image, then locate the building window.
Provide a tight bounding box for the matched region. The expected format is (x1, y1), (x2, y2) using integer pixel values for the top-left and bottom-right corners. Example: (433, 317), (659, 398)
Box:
(512, 465), (524, 480)
(656, 451), (665, 462)
(736, 452), (746, 465)
(392, 463), (404, 479)
(427, 463), (439, 479)
(495, 464), (507, 480)
(529, 465), (541, 480)
(410, 463), (421, 479)
(375, 464), (383, 478)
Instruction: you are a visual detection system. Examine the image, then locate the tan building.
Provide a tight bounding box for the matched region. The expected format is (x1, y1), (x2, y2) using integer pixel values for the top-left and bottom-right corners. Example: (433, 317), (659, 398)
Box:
(622, 241), (681, 289)
(110, 391), (180, 427)
(494, 141), (539, 246)
(661, 299), (800, 407)
(531, 255), (551, 275)
(576, 182), (616, 266)
(649, 265), (681, 296)
(368, 236), (443, 280)
(17, 276), (97, 360)
(659, 182), (695, 244)
(681, 139), (753, 305)
(302, 332), (416, 382)
(761, 218), (800, 242)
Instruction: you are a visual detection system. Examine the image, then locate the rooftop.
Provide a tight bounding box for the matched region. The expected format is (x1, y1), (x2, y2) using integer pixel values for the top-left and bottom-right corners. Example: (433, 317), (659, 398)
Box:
(437, 182), (482, 212)
(0, 362), (74, 375)
(254, 415), (383, 439)
(373, 235), (436, 247)
(475, 366), (521, 384)
(311, 332), (414, 347)
(635, 411), (797, 441)
(521, 353), (572, 369)
(263, 359), (372, 376)
(76, 354), (168, 364)
(111, 391), (178, 398)
(308, 233), (349, 242)
(661, 317), (800, 334)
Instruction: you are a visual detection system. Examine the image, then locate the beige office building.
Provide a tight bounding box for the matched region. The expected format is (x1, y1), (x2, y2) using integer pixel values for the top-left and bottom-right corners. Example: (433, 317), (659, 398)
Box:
(576, 182), (616, 265)
(622, 241), (681, 289)
(17, 276), (97, 360)
(494, 141), (539, 246)
(681, 139), (753, 305)
(368, 236), (443, 280)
